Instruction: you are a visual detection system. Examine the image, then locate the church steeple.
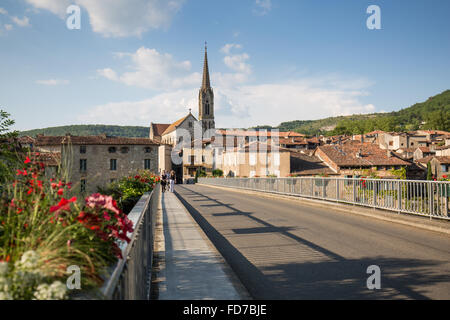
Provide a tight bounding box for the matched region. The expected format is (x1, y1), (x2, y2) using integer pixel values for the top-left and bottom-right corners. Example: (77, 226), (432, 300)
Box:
(201, 42), (211, 89)
(198, 42), (215, 137)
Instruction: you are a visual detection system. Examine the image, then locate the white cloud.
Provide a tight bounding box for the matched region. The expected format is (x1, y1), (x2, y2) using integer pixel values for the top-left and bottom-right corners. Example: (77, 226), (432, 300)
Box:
(25, 0), (71, 17)
(97, 47), (200, 90)
(0, 8), (8, 15)
(36, 79), (70, 86)
(12, 16), (31, 27)
(254, 0), (272, 15)
(4, 24), (13, 31)
(25, 0), (185, 37)
(78, 89), (197, 125)
(220, 43), (242, 55)
(85, 44), (376, 129)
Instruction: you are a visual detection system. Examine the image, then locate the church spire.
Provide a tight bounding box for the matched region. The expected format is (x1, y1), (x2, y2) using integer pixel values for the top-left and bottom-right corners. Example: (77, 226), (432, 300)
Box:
(201, 42), (211, 89)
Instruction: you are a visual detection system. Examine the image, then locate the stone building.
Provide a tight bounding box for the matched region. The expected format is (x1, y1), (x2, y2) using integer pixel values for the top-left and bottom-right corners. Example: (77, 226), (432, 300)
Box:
(35, 134), (159, 194)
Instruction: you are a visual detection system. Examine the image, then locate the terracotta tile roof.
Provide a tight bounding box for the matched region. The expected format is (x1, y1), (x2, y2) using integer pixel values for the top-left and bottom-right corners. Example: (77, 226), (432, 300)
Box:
(215, 129), (305, 138)
(290, 151), (336, 176)
(434, 156), (450, 164)
(365, 130), (386, 135)
(151, 123), (170, 137)
(162, 114), (194, 136)
(35, 135), (159, 146)
(416, 155), (435, 164)
(18, 136), (35, 144)
(32, 152), (61, 166)
(318, 141), (410, 167)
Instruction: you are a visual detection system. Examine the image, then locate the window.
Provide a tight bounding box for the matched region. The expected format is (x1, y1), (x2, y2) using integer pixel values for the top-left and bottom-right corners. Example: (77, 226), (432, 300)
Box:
(189, 121), (193, 128)
(108, 147), (117, 153)
(80, 159), (87, 172)
(110, 159), (117, 171)
(190, 155), (195, 165)
(144, 147), (152, 153)
(441, 164), (448, 172)
(80, 179), (86, 192)
(120, 147), (129, 154)
(205, 103), (210, 115)
(80, 145), (86, 154)
(144, 159), (151, 170)
(202, 156), (205, 163)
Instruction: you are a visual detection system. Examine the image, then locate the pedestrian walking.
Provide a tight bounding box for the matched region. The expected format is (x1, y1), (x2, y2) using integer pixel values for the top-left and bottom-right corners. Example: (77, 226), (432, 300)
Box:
(169, 170), (176, 193)
(161, 170), (167, 193)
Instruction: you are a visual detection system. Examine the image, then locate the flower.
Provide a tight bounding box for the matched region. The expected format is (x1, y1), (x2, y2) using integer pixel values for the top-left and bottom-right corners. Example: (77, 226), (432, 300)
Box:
(85, 193), (120, 215)
(24, 156), (31, 164)
(50, 197), (77, 214)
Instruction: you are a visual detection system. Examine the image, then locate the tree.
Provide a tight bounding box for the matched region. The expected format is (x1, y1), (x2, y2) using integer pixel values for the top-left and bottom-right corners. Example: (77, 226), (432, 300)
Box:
(426, 162), (433, 181)
(0, 109), (22, 184)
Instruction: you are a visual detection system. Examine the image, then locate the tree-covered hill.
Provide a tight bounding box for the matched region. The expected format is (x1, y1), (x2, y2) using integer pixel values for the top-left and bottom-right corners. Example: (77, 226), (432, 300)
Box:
(255, 89), (450, 136)
(19, 125), (149, 138)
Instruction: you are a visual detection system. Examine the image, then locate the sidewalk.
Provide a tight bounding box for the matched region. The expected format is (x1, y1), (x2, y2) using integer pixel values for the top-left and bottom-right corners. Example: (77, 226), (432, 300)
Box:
(152, 189), (249, 300)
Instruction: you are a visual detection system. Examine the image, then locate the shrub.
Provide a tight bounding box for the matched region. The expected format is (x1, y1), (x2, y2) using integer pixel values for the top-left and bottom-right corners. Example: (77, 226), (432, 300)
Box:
(212, 169), (223, 177)
(98, 170), (159, 214)
(0, 154), (136, 299)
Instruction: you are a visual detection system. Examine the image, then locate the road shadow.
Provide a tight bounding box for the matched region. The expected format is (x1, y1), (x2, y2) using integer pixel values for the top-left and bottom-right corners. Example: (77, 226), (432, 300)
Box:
(175, 185), (450, 300)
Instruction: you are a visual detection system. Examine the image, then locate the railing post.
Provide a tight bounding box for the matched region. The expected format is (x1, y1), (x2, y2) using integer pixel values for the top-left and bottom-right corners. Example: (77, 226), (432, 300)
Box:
(336, 179), (339, 201)
(353, 179), (357, 204)
(397, 181), (401, 213)
(373, 180), (377, 207)
(428, 182), (433, 220)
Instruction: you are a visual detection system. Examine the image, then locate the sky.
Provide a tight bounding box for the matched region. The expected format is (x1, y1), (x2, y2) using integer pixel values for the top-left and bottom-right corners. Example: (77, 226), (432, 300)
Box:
(0, 0), (449, 131)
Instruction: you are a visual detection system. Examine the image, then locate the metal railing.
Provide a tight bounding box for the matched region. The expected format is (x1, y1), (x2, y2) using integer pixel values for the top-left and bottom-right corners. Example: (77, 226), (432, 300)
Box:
(198, 177), (450, 220)
(101, 184), (160, 299)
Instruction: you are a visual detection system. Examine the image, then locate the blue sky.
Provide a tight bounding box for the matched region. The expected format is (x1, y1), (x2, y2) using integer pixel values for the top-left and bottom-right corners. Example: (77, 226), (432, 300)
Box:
(1, 0), (449, 131)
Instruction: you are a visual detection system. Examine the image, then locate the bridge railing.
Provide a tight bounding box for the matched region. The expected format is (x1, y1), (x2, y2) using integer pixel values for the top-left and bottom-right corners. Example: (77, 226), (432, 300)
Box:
(198, 177), (450, 220)
(101, 184), (160, 300)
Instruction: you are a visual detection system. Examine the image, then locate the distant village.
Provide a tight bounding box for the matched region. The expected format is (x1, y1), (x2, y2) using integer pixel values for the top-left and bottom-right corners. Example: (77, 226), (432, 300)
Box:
(17, 46), (450, 194)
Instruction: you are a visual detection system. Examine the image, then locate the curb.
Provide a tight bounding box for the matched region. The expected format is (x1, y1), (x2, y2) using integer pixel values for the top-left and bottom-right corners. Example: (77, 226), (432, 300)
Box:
(197, 183), (450, 236)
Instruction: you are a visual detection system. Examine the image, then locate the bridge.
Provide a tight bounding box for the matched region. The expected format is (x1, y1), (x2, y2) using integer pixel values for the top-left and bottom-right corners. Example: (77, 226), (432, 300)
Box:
(102, 178), (450, 300)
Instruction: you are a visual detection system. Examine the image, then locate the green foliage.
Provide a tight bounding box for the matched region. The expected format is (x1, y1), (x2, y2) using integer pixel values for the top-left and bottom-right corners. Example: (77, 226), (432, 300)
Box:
(427, 162), (433, 180)
(20, 125), (150, 138)
(98, 170), (159, 214)
(212, 169), (224, 177)
(259, 90), (450, 136)
(0, 110), (23, 185)
(390, 167), (407, 180)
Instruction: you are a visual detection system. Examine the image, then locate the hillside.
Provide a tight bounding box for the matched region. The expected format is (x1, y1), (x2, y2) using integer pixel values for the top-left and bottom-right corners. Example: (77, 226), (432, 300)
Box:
(255, 89), (450, 136)
(20, 124), (149, 138)
(20, 90), (450, 138)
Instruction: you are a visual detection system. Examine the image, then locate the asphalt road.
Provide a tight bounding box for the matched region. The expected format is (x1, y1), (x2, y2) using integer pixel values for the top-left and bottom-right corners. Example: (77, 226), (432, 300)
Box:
(175, 184), (450, 300)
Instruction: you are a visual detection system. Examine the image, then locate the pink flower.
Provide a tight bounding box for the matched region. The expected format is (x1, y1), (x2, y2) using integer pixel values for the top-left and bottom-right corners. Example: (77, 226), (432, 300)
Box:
(86, 193), (120, 215)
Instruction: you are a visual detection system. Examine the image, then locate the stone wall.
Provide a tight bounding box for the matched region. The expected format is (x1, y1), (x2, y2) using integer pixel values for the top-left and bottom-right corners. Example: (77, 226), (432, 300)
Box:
(59, 144), (159, 194)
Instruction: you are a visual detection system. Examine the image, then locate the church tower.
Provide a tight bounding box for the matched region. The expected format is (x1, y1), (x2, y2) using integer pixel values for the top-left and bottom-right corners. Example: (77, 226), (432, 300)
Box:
(198, 43), (215, 137)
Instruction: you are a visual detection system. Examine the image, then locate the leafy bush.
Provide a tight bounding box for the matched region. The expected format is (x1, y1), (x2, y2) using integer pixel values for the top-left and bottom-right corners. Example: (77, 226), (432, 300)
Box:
(0, 155), (136, 299)
(212, 169), (224, 177)
(98, 170), (159, 214)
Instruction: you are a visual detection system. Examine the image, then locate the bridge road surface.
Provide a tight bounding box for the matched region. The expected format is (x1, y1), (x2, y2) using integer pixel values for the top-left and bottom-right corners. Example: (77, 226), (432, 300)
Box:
(174, 184), (450, 300)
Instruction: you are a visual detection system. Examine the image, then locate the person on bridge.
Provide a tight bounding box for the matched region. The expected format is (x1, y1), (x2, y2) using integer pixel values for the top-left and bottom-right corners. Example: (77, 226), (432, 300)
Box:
(169, 170), (176, 193)
(161, 170), (167, 193)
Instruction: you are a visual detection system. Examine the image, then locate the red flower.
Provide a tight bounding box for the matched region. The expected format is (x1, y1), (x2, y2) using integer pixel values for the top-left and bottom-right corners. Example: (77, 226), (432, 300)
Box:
(24, 156), (31, 164)
(57, 188), (64, 196)
(50, 197), (77, 213)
